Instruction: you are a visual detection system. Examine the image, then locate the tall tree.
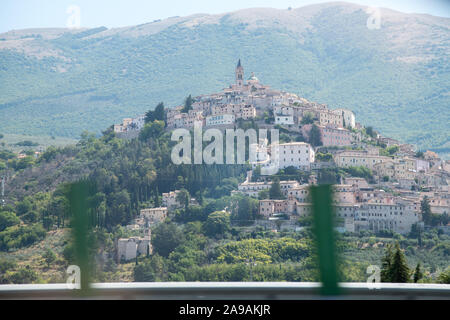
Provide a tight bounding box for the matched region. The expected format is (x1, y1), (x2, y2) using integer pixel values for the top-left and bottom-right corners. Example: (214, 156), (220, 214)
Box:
(145, 102), (165, 124)
(420, 196), (432, 225)
(182, 95), (193, 113)
(438, 267), (450, 284)
(176, 189), (190, 209)
(390, 243), (410, 283)
(365, 126), (376, 138)
(381, 243), (394, 282)
(413, 263), (423, 283)
(154, 102), (165, 121)
(154, 186), (161, 207)
(309, 124), (323, 147)
(144, 109), (154, 124)
(269, 177), (284, 200)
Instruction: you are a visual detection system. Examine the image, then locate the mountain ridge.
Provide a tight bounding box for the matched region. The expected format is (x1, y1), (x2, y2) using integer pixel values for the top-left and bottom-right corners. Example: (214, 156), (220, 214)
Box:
(0, 2), (449, 154)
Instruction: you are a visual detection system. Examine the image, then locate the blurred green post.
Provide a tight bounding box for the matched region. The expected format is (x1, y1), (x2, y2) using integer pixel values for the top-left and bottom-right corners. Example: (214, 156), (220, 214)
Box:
(311, 184), (340, 296)
(68, 180), (96, 294)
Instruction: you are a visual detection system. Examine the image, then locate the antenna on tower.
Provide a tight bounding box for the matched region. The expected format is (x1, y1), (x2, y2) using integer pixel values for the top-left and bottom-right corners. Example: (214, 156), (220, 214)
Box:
(1, 175), (5, 207)
(1, 162), (7, 207)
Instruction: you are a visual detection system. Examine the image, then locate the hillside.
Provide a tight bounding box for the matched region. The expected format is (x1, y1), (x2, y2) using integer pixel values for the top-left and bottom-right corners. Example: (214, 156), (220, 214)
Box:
(0, 2), (449, 154)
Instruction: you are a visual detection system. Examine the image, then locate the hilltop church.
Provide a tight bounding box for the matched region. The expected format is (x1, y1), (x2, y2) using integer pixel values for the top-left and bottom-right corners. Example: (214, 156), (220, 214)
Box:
(228, 59), (270, 94)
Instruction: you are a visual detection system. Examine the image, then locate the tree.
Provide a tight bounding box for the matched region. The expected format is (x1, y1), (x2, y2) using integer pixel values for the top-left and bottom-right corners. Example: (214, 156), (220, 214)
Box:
(195, 191), (204, 206)
(269, 178), (284, 200)
(438, 267), (450, 284)
(0, 211), (20, 232)
(252, 166), (261, 182)
(144, 109), (154, 124)
(8, 266), (38, 284)
(133, 254), (168, 282)
(258, 189), (269, 200)
(309, 124), (323, 147)
(413, 263), (423, 283)
(154, 102), (165, 121)
(420, 196), (432, 225)
(366, 126), (376, 138)
(390, 243), (410, 283)
(317, 168), (339, 185)
(139, 120), (165, 141)
(182, 95), (193, 113)
(151, 223), (185, 258)
(154, 186), (161, 207)
(234, 197), (258, 225)
(15, 198), (32, 215)
(301, 112), (314, 125)
(43, 248), (56, 268)
(133, 258), (156, 282)
(381, 244), (394, 282)
(144, 102), (165, 124)
(315, 153), (333, 162)
(203, 211), (231, 238)
(176, 189), (190, 209)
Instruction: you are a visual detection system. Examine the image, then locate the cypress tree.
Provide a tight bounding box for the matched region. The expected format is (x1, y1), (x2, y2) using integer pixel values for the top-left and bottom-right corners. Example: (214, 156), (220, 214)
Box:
(309, 124), (323, 147)
(154, 187), (161, 207)
(381, 243), (394, 282)
(420, 196), (432, 225)
(269, 177), (284, 200)
(154, 102), (165, 121)
(182, 95), (193, 113)
(413, 263), (423, 283)
(390, 243), (410, 283)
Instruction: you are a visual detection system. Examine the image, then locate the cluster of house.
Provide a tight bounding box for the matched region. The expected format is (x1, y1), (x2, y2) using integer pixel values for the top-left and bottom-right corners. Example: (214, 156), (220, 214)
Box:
(162, 60), (363, 148)
(164, 60), (283, 129)
(112, 60), (449, 238)
(239, 137), (449, 234)
(117, 190), (193, 262)
(235, 174), (449, 234)
(113, 60), (359, 150)
(117, 207), (168, 262)
(113, 115), (146, 134)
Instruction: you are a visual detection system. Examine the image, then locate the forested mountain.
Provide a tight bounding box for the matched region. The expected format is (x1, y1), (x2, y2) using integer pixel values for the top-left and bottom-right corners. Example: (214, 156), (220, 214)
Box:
(0, 2), (449, 154)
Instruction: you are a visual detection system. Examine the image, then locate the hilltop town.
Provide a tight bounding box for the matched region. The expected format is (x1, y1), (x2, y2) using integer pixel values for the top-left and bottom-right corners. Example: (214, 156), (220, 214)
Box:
(112, 60), (450, 262)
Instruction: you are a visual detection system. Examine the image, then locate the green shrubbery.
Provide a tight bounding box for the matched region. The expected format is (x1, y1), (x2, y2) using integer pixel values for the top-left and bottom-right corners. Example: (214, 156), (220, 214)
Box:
(0, 224), (46, 251)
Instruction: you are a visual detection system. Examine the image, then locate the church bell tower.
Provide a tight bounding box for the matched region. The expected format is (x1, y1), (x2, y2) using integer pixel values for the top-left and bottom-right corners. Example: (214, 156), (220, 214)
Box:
(235, 59), (244, 87)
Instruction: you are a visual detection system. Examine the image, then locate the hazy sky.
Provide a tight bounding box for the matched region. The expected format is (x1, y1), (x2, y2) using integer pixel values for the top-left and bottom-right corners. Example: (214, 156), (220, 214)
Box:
(1, 0), (449, 33)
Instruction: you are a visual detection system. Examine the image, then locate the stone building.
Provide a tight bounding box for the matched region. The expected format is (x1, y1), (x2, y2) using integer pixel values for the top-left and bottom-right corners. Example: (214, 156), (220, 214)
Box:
(117, 236), (152, 262)
(140, 207), (168, 224)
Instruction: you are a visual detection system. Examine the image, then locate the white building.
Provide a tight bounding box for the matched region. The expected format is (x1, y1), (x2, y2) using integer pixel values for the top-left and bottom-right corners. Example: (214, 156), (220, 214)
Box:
(276, 142), (315, 170)
(355, 201), (420, 234)
(237, 180), (300, 197)
(117, 236), (151, 262)
(206, 114), (235, 126)
(275, 115), (295, 125)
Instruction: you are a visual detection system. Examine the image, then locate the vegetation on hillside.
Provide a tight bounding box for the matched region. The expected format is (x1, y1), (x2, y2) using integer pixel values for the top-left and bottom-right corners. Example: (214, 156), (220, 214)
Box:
(0, 5), (449, 155)
(0, 121), (448, 284)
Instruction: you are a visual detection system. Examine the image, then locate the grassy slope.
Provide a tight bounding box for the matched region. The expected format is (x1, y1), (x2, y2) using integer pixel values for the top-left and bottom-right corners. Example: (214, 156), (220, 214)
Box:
(1, 134), (77, 153)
